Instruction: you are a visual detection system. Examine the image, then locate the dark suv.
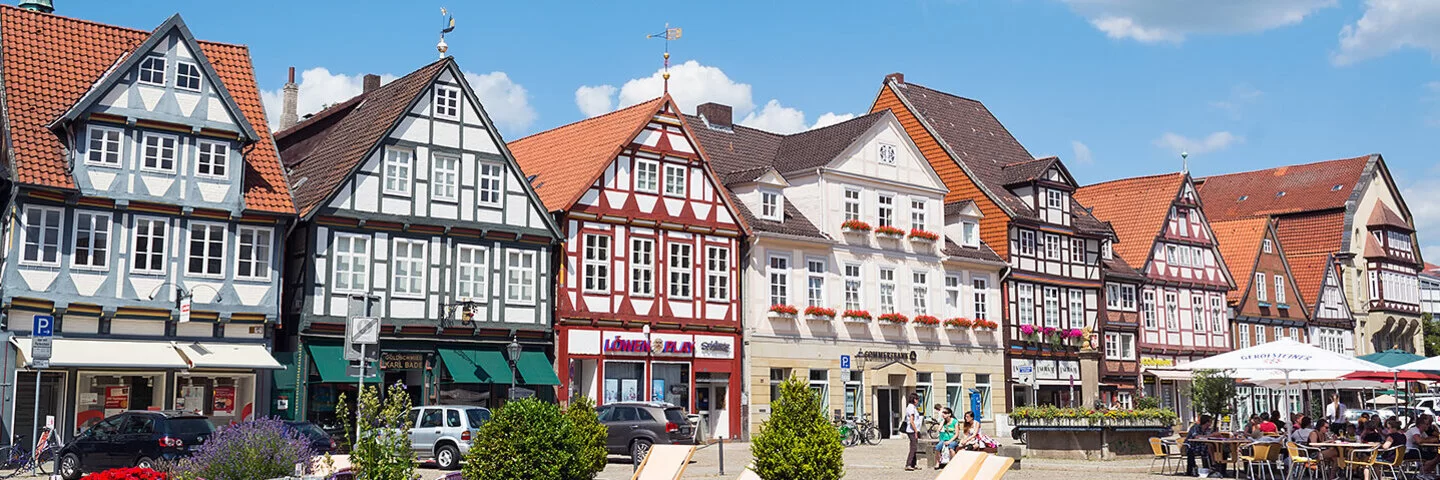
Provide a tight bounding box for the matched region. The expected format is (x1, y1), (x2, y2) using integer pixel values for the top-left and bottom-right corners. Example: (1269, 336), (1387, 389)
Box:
(595, 402), (693, 462)
(58, 411), (213, 480)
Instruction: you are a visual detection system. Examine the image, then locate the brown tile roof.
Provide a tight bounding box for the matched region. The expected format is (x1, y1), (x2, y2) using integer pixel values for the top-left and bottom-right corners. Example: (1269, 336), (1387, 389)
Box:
(685, 110), (889, 177)
(1209, 217), (1273, 304)
(1367, 203), (1413, 232)
(1000, 157), (1058, 187)
(943, 239), (1005, 264)
(944, 200), (977, 217)
(0, 7), (294, 214)
(1275, 211), (1346, 305)
(1074, 172), (1187, 267)
(276, 59), (448, 217)
(508, 97), (667, 211)
(1195, 155), (1373, 221)
(730, 196), (826, 239)
(1102, 256), (1146, 282)
(770, 112), (888, 174)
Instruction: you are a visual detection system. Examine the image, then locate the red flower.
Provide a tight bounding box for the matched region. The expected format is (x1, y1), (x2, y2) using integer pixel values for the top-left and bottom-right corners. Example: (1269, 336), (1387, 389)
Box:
(878, 312), (909, 324)
(842, 309), (873, 320)
(945, 317), (973, 328)
(913, 315), (940, 326)
(908, 229), (940, 241)
(840, 219), (873, 232)
(88, 467), (167, 480)
(768, 304), (798, 315)
(804, 306), (836, 317)
(875, 225), (906, 236)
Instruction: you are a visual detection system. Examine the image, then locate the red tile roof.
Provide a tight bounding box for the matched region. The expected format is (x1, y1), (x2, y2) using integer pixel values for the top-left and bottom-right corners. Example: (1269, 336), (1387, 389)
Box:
(1367, 203), (1413, 232)
(1275, 211), (1346, 305)
(1074, 172), (1187, 268)
(1195, 155), (1372, 222)
(1208, 217), (1273, 304)
(0, 7), (293, 214)
(508, 97), (668, 212)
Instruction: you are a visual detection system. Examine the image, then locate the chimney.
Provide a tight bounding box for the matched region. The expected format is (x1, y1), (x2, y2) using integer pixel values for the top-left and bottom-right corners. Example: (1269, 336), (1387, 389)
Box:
(362, 74), (381, 93)
(885, 72), (905, 85)
(278, 67), (299, 131)
(697, 103), (732, 129)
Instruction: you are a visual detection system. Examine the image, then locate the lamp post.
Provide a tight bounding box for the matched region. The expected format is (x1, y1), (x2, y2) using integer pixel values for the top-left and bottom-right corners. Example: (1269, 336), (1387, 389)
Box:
(506, 336), (521, 400)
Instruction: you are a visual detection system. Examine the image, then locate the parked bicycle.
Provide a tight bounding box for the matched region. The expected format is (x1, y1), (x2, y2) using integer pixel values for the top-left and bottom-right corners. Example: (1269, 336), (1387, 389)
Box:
(852, 413), (882, 446)
(0, 426), (58, 478)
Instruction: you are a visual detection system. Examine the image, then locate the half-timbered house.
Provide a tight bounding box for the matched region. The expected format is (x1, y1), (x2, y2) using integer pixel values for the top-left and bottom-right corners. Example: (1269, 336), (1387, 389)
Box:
(1075, 173), (1235, 421)
(0, 7), (293, 441)
(509, 96), (747, 439)
(274, 58), (561, 433)
(1097, 253), (1144, 409)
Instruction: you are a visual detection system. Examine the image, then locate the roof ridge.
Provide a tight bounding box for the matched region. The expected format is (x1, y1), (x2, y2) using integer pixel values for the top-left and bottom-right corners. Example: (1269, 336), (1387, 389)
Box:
(275, 58), (448, 139)
(1083, 171), (1185, 189)
(1198, 154), (1374, 181)
(1, 6), (251, 48)
(512, 97), (665, 146)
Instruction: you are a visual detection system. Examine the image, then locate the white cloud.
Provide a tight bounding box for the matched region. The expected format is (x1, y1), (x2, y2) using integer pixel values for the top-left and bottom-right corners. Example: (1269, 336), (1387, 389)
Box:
(1209, 84), (1265, 118)
(575, 60), (851, 133)
(1060, 0), (1335, 43)
(1334, 0), (1440, 65)
(1152, 131), (1242, 155)
(1071, 141), (1094, 165)
(260, 67), (536, 135)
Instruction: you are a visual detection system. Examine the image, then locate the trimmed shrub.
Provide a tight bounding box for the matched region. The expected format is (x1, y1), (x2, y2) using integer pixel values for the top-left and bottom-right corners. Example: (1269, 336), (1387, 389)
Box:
(560, 397), (608, 479)
(751, 375), (844, 480)
(463, 397), (608, 480)
(169, 417), (314, 480)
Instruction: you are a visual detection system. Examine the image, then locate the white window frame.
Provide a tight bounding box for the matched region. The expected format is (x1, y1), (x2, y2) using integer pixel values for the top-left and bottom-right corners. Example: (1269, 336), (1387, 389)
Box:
(434, 85), (461, 120)
(1263, 239), (1273, 253)
(383, 147), (414, 196)
(477, 162), (503, 206)
(877, 194), (895, 228)
(1191, 294), (1206, 332)
(768, 254), (790, 306)
(455, 245), (488, 302)
(1192, 247), (1204, 267)
(391, 238), (427, 298)
(138, 55), (165, 86)
(20, 205), (63, 267)
(1275, 274), (1286, 304)
(878, 143), (897, 165)
(332, 234), (371, 294)
(1018, 283), (1035, 325)
(1256, 273), (1268, 302)
(175, 61), (201, 91)
(1019, 230), (1035, 256)
(945, 274), (961, 316)
(668, 243), (693, 299)
(1121, 284), (1137, 311)
(913, 271), (929, 315)
(1046, 189), (1064, 209)
(1164, 292), (1178, 330)
(973, 277), (989, 320)
(844, 264), (862, 311)
(1239, 324), (1250, 347)
(1142, 290), (1156, 328)
(1044, 234), (1060, 260)
(1106, 283), (1121, 309)
(506, 249), (538, 305)
(910, 199), (927, 231)
(1071, 238), (1086, 264)
(1043, 287), (1060, 328)
(234, 225), (273, 281)
(761, 191), (782, 221)
(72, 210), (111, 270)
(631, 238), (655, 297)
(706, 246), (730, 303)
(431, 153), (460, 202)
(962, 221), (978, 247)
(582, 234), (611, 294)
(195, 140), (229, 179)
(1068, 289), (1085, 327)
(806, 258), (826, 307)
(879, 268), (896, 313)
(663, 164), (687, 197)
(635, 159), (660, 194)
(84, 125), (123, 167)
(139, 132), (178, 173)
(843, 188), (862, 221)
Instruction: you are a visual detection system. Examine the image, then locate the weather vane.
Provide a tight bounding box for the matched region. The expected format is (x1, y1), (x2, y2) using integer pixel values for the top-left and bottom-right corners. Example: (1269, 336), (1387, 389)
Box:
(437, 7), (456, 59)
(647, 23), (682, 94)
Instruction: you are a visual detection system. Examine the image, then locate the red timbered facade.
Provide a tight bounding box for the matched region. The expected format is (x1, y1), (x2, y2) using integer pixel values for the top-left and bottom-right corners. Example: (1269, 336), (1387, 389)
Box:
(509, 96), (747, 438)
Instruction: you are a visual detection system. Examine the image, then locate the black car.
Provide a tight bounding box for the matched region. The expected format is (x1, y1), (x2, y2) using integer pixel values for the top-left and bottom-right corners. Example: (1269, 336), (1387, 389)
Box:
(595, 402), (693, 463)
(285, 421), (337, 455)
(57, 411), (213, 480)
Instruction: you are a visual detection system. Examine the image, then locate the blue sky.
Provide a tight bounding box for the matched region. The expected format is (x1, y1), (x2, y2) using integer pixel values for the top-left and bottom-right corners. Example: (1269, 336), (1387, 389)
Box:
(78, 0), (1440, 253)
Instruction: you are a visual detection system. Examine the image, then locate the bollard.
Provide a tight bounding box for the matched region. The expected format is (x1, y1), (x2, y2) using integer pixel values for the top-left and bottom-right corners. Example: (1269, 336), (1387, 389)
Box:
(718, 437), (725, 475)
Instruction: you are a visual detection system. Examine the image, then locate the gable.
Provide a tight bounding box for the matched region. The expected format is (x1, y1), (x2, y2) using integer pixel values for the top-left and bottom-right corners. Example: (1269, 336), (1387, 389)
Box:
(826, 115), (948, 194)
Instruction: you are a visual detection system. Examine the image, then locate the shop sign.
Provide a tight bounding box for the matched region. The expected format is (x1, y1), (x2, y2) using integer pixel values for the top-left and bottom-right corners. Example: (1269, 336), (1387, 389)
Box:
(1012, 359), (1035, 384)
(694, 335), (735, 359)
(855, 350), (918, 365)
(1059, 361), (1081, 380)
(649, 333), (695, 357)
(1141, 357), (1175, 368)
(104, 386), (129, 417)
(1036, 360), (1058, 380)
(602, 331), (652, 356)
(568, 329), (603, 355)
(381, 352), (426, 370)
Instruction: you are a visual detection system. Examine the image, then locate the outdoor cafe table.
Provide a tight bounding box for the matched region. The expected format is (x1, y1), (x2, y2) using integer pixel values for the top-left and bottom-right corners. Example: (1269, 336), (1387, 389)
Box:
(1311, 441), (1380, 478)
(1187, 438), (1253, 477)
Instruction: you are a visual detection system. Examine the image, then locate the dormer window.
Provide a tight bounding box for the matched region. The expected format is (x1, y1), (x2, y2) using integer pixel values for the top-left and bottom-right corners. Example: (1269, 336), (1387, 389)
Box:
(138, 56), (166, 86)
(878, 143), (896, 165)
(434, 85), (460, 120)
(85, 125), (122, 166)
(140, 132), (177, 172)
(195, 140), (229, 178)
(1263, 239), (1273, 253)
(962, 221), (978, 247)
(1046, 189), (1064, 209)
(760, 191), (782, 221)
(1102, 240), (1113, 259)
(175, 62), (201, 91)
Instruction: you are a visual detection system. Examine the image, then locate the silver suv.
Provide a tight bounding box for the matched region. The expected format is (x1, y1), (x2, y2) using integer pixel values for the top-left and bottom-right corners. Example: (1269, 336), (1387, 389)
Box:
(407, 405), (491, 470)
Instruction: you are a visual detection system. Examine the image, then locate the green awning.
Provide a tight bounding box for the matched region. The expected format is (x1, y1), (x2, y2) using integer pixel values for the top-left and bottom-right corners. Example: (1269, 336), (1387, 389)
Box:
(273, 351), (297, 391)
(438, 348), (512, 384)
(306, 344), (378, 383)
(515, 351), (560, 386)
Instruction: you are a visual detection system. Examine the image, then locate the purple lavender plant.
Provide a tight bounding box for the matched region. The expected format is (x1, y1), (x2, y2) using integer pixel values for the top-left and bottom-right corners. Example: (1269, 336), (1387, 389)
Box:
(170, 417), (316, 480)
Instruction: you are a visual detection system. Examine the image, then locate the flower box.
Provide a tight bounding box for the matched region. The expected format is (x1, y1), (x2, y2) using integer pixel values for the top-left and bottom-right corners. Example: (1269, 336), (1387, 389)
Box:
(912, 315), (940, 327)
(768, 304), (798, 320)
(875, 225), (906, 238)
(840, 219), (872, 234)
(944, 317), (973, 329)
(804, 306), (836, 321)
(878, 312), (909, 324)
(842, 309), (872, 322)
(908, 229), (940, 243)
(973, 319), (999, 330)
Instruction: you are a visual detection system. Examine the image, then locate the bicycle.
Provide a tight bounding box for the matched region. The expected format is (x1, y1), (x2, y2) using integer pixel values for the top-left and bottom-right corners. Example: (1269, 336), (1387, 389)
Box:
(0, 427), (58, 478)
(852, 414), (883, 446)
(833, 416), (861, 447)
(923, 415), (943, 438)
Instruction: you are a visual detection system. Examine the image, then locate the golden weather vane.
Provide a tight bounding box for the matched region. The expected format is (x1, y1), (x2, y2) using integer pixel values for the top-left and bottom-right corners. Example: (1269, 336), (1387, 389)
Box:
(647, 23), (682, 94)
(438, 7), (456, 58)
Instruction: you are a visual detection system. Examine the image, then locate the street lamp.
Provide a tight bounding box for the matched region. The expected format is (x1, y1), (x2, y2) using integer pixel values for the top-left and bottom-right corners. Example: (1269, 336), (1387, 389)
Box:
(506, 335), (521, 399)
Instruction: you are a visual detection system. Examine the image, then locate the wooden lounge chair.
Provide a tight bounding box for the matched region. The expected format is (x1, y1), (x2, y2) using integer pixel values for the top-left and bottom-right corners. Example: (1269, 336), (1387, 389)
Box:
(936, 451), (990, 480)
(972, 454), (1015, 480)
(631, 444), (697, 480)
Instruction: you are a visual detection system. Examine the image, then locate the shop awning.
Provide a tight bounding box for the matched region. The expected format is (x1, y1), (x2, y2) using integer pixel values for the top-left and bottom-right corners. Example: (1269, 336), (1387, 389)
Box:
(273, 352), (297, 391)
(175, 342), (283, 370)
(1145, 368), (1193, 382)
(515, 351), (560, 386)
(438, 347), (512, 384)
(306, 345), (378, 384)
(11, 338), (188, 369)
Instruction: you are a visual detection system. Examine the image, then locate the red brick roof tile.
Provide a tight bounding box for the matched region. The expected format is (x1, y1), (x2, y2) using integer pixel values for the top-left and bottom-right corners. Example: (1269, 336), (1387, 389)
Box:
(0, 7), (293, 214)
(1195, 155), (1372, 222)
(1368, 203), (1413, 232)
(1074, 172), (1187, 268)
(508, 97), (667, 211)
(1209, 217), (1273, 304)
(1275, 211), (1346, 304)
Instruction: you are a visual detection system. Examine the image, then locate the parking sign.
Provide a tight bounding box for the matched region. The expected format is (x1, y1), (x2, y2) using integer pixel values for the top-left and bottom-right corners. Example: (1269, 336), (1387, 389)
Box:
(32, 314), (53, 369)
(840, 355), (851, 370)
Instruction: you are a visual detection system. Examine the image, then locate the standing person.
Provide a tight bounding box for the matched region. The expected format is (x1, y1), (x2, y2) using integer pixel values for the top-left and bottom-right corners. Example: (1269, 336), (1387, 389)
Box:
(932, 408), (959, 469)
(1326, 394), (1349, 436)
(904, 393), (921, 471)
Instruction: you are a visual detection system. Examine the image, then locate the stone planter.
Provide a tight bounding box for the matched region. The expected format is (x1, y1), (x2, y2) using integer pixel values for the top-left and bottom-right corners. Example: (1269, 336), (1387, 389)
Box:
(767, 312), (796, 321)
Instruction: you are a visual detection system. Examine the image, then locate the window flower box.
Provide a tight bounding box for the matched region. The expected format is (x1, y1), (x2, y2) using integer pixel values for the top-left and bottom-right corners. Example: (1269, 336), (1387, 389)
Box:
(973, 319), (999, 330)
(913, 315), (940, 327)
(842, 309), (872, 322)
(840, 219), (873, 234)
(908, 229), (940, 243)
(1020, 324), (1039, 342)
(944, 317), (973, 329)
(804, 306), (837, 321)
(875, 225), (905, 239)
(768, 304), (798, 320)
(878, 312), (909, 324)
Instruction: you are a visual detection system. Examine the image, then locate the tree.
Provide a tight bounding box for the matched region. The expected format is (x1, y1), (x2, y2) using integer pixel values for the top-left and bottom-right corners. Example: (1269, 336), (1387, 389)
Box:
(1423, 313), (1440, 356)
(336, 381), (415, 480)
(751, 375), (844, 480)
(1189, 369), (1236, 418)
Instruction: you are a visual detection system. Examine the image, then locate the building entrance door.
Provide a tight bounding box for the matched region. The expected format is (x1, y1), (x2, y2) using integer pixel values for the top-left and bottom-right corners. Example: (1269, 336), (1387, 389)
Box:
(876, 388), (901, 438)
(696, 373), (730, 440)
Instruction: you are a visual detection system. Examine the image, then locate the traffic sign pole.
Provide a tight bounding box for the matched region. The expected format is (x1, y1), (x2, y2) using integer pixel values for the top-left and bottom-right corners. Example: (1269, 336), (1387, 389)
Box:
(30, 314), (53, 476)
(356, 342), (365, 448)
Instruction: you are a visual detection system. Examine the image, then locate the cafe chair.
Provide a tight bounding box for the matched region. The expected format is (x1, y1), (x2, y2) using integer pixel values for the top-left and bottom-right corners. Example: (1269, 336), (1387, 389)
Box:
(1240, 442), (1283, 480)
(1285, 442), (1320, 480)
(1344, 445), (1381, 480)
(1373, 445), (1406, 480)
(1150, 437), (1182, 475)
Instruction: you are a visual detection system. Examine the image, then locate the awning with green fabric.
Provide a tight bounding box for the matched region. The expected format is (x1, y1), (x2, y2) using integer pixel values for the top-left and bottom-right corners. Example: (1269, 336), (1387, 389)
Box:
(1359, 349), (1428, 368)
(273, 351), (297, 391)
(306, 344), (378, 383)
(515, 351), (560, 386)
(438, 348), (512, 384)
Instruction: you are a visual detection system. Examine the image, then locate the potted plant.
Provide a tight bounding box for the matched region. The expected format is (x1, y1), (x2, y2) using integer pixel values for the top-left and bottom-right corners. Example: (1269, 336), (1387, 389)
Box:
(944, 317), (973, 329)
(1020, 324), (1039, 342)
(878, 312), (909, 325)
(841, 309), (872, 322)
(804, 306), (836, 321)
(875, 225), (905, 239)
(840, 219), (873, 234)
(975, 319), (999, 330)
(908, 229), (940, 243)
(768, 304), (799, 320)
(912, 315), (940, 327)
(1065, 328), (1086, 349)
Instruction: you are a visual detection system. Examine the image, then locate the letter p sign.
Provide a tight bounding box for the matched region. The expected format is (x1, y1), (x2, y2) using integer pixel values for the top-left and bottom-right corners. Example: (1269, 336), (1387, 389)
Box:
(32, 315), (53, 337)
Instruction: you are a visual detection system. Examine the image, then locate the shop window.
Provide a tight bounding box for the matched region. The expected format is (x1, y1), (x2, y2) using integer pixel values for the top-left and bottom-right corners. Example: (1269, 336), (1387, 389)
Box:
(946, 373), (965, 415)
(844, 371), (862, 419)
(809, 369), (829, 410)
(975, 374), (993, 421)
(603, 361), (645, 404)
(652, 363), (690, 409)
(175, 374), (255, 425)
(76, 372), (166, 431)
(769, 368), (792, 407)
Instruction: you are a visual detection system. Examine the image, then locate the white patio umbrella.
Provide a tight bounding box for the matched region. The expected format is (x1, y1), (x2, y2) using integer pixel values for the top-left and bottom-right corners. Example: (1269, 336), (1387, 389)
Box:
(1393, 356), (1440, 372)
(1172, 338), (1393, 435)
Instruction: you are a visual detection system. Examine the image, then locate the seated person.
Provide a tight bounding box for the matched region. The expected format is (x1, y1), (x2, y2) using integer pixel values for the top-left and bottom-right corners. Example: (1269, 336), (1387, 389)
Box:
(1291, 416), (1315, 444)
(1257, 413), (1278, 435)
(932, 408), (959, 469)
(1405, 414), (1440, 477)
